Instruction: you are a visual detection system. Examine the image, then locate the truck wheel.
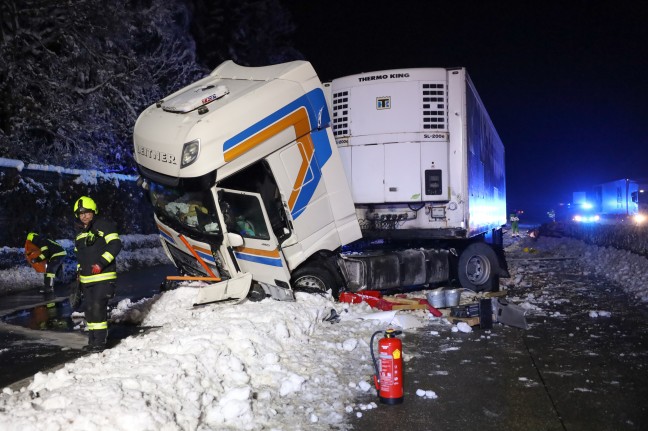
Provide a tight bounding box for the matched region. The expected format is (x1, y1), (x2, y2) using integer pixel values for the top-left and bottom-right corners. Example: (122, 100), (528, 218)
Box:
(291, 266), (339, 298)
(457, 243), (499, 292)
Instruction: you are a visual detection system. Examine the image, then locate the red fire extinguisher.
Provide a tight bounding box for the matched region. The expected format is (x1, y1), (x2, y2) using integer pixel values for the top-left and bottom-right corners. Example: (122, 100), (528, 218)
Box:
(371, 328), (404, 404)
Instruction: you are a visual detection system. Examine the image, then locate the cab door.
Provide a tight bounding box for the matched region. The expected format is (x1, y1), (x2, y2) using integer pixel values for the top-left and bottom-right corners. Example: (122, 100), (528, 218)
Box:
(217, 188), (292, 289)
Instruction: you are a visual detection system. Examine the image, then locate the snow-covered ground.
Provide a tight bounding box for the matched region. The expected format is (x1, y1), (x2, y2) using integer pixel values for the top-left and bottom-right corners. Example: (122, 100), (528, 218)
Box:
(1, 231), (647, 430)
(505, 231), (648, 303)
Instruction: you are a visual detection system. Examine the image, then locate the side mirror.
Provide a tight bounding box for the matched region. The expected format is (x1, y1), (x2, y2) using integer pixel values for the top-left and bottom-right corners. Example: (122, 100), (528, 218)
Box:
(227, 232), (244, 247)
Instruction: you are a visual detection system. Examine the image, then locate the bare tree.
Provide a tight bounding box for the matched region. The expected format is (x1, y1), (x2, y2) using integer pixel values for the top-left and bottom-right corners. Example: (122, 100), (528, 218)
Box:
(0, 0), (206, 171)
(0, 0), (302, 172)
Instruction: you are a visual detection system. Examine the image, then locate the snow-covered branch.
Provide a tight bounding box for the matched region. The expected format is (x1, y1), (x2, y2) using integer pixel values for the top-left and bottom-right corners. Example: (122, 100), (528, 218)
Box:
(0, 0), (300, 172)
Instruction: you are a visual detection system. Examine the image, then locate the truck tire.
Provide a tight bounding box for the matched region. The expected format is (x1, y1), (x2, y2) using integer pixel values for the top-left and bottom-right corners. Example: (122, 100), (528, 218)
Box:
(457, 243), (499, 292)
(291, 265), (339, 298)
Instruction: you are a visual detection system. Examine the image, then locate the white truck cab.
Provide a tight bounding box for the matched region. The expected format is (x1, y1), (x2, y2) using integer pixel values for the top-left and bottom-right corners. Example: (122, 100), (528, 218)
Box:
(134, 61), (361, 303)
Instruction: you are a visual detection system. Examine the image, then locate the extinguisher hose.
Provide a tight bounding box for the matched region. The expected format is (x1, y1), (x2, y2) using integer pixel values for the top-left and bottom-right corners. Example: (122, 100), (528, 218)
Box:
(370, 330), (383, 381)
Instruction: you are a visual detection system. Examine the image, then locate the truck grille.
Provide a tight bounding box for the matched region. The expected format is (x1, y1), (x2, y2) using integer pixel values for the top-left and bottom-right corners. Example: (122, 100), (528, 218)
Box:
(421, 82), (447, 130)
(166, 242), (214, 277)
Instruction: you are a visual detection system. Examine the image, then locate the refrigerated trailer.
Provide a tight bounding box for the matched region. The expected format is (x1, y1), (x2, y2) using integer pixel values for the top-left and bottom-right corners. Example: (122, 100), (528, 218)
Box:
(327, 68), (508, 292)
(133, 61), (508, 304)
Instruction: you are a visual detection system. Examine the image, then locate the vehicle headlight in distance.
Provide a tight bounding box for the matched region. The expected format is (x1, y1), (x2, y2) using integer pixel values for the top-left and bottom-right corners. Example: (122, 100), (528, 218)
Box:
(181, 139), (200, 168)
(634, 214), (646, 224)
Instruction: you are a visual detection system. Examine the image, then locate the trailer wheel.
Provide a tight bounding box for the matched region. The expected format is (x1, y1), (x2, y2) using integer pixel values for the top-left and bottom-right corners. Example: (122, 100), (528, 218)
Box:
(457, 243), (499, 292)
(291, 266), (339, 298)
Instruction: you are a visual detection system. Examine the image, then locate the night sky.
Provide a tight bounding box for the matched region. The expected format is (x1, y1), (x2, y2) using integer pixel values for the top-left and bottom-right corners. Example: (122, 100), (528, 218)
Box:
(281, 0), (648, 222)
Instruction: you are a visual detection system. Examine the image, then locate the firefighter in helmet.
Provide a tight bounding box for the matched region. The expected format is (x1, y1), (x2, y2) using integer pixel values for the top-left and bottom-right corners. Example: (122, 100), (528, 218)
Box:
(73, 196), (122, 351)
(26, 232), (66, 295)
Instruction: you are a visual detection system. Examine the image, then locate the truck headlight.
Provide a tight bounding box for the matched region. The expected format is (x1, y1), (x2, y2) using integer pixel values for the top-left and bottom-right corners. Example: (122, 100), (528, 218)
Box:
(181, 139), (200, 168)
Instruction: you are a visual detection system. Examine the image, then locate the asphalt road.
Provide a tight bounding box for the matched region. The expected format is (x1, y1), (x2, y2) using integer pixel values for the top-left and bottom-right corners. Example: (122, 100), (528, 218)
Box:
(349, 238), (648, 431)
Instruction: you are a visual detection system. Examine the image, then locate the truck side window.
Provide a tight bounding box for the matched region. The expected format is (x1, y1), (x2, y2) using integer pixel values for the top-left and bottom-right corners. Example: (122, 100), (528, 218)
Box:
(221, 192), (270, 240)
(218, 161), (290, 241)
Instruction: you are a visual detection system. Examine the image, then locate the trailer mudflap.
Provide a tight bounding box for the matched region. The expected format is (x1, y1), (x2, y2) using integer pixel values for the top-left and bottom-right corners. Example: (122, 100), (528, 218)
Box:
(194, 272), (253, 306)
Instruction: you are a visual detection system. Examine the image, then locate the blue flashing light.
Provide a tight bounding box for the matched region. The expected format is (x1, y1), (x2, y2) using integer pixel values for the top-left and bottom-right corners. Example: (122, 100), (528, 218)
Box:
(581, 202), (593, 210)
(573, 214), (600, 223)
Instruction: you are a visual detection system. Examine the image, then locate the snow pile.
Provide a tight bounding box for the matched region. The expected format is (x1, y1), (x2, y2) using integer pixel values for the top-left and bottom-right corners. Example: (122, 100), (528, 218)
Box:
(415, 388), (438, 399)
(553, 222), (648, 257)
(529, 236), (648, 302)
(451, 321), (473, 333)
(110, 297), (158, 325)
(588, 310), (612, 318)
(0, 262), (42, 296)
(0, 288), (422, 430)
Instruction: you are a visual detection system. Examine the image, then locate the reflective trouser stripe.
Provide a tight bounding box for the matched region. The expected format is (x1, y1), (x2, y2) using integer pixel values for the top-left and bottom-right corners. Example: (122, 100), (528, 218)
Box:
(51, 251), (66, 258)
(45, 273), (55, 278)
(79, 272), (117, 284)
(87, 321), (108, 330)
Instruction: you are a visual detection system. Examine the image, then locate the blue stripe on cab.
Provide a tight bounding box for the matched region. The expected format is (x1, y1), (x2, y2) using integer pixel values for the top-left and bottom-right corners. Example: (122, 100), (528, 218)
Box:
(159, 230), (174, 244)
(197, 250), (215, 264)
(223, 88), (328, 152)
(234, 252), (283, 267)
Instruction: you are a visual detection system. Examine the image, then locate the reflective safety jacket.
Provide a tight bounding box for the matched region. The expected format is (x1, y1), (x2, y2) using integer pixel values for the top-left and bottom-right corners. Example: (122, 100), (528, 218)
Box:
(30, 234), (66, 262)
(75, 216), (122, 285)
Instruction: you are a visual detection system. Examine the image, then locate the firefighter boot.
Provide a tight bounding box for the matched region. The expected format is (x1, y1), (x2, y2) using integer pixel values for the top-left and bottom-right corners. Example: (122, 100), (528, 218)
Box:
(83, 330), (95, 351)
(84, 330), (103, 352)
(45, 276), (55, 294)
(40, 276), (55, 295)
(86, 328), (107, 352)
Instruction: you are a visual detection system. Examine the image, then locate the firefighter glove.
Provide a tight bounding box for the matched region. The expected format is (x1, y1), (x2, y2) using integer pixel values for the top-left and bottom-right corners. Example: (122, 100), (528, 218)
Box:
(91, 264), (102, 274)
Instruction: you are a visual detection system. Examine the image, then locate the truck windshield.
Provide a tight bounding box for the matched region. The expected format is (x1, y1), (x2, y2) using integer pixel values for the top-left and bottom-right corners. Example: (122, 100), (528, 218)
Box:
(148, 181), (221, 237)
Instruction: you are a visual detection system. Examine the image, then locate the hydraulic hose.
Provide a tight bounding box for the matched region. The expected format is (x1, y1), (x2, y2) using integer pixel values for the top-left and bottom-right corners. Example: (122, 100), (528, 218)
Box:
(370, 330), (383, 379)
